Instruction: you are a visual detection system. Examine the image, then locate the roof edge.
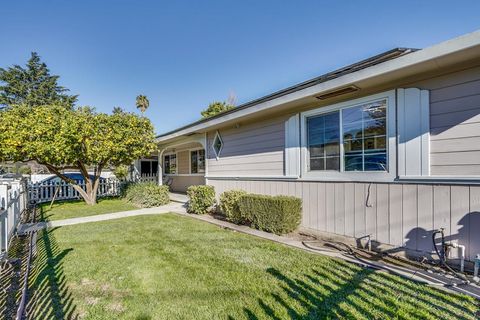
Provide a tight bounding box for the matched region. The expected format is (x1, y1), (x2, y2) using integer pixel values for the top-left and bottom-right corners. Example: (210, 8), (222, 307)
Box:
(157, 30), (480, 142)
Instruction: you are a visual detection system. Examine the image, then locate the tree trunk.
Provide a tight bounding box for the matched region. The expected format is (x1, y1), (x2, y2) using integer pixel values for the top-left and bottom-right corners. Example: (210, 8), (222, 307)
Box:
(40, 161), (102, 205)
(71, 184), (97, 205)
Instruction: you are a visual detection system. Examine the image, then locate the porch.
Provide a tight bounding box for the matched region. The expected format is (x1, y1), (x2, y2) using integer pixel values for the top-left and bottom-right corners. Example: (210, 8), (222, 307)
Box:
(158, 134), (206, 193)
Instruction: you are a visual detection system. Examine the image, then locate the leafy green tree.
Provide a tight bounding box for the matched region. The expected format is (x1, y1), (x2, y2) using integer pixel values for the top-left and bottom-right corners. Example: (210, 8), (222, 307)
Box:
(0, 52), (77, 108)
(136, 95), (149, 114)
(0, 105), (156, 205)
(113, 164), (129, 180)
(200, 101), (234, 119)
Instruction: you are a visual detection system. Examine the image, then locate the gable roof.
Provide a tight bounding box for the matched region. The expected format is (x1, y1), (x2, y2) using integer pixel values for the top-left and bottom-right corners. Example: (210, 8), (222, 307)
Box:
(157, 30), (480, 142)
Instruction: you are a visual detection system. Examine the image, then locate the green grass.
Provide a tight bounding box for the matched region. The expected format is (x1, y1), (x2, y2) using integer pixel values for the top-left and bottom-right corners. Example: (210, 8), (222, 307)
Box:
(27, 214), (478, 320)
(38, 198), (137, 221)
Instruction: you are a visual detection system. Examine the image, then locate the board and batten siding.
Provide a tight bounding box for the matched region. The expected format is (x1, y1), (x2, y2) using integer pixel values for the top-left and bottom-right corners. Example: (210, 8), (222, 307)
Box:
(209, 179), (480, 261)
(413, 65), (480, 176)
(177, 150), (190, 174)
(206, 115), (288, 176)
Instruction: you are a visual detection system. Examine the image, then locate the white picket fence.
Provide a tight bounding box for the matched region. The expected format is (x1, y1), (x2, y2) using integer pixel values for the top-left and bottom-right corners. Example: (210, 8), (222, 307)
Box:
(28, 179), (121, 204)
(137, 173), (158, 183)
(0, 178), (28, 255)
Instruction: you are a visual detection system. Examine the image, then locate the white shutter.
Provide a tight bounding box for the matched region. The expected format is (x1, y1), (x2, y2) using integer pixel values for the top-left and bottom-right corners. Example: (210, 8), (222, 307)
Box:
(397, 88), (430, 177)
(285, 114), (301, 177)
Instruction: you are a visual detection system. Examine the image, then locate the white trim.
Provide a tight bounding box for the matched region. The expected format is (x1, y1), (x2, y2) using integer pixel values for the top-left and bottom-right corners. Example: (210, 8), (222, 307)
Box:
(206, 175), (299, 180)
(397, 88), (430, 177)
(285, 114), (301, 177)
(300, 90), (397, 182)
(204, 132), (209, 180)
(206, 175), (480, 185)
(212, 130), (223, 160)
(398, 176), (480, 181)
(157, 31), (480, 143)
(420, 90), (430, 176)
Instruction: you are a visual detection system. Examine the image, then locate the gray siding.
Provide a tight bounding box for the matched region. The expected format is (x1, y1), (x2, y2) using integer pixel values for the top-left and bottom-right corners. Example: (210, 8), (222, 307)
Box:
(206, 116), (287, 176)
(414, 66), (480, 175)
(209, 179), (480, 261)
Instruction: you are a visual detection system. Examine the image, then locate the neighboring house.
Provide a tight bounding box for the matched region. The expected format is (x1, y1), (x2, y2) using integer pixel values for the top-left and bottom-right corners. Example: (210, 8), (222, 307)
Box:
(155, 31), (480, 262)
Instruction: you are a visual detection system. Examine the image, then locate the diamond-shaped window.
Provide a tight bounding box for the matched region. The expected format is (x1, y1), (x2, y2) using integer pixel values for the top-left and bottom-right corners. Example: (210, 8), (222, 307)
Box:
(212, 131), (223, 158)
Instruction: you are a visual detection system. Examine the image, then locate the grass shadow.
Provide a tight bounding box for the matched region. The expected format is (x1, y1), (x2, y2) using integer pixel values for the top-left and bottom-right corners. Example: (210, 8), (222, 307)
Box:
(25, 227), (77, 319)
(241, 261), (478, 319)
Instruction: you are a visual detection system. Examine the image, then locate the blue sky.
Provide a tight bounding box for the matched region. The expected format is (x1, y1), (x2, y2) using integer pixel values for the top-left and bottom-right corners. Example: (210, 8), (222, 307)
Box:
(1, 1), (479, 134)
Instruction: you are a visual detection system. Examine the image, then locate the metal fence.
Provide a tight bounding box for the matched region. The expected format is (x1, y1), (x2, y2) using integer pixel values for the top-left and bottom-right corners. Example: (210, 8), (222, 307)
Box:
(28, 178), (121, 204)
(0, 178), (28, 255)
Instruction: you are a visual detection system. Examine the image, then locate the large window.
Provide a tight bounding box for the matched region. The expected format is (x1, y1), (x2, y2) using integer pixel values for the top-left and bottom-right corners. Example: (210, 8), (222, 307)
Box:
(190, 149), (205, 174)
(164, 154), (177, 174)
(307, 112), (340, 171)
(306, 98), (388, 173)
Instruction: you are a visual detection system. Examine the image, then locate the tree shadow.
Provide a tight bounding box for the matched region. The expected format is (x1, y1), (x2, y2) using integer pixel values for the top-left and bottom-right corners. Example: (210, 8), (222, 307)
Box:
(239, 262), (477, 319)
(25, 227), (77, 319)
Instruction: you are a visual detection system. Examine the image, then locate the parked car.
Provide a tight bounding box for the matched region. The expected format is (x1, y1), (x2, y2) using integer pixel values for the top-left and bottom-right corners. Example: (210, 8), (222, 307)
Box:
(39, 173), (106, 185)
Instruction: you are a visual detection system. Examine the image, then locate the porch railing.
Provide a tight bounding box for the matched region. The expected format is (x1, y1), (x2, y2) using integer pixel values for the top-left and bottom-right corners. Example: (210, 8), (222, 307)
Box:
(137, 173), (158, 183)
(0, 178), (28, 256)
(28, 178), (121, 204)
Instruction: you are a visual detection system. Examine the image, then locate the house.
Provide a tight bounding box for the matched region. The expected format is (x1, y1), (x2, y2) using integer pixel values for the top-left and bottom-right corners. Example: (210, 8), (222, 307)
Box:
(151, 30), (480, 262)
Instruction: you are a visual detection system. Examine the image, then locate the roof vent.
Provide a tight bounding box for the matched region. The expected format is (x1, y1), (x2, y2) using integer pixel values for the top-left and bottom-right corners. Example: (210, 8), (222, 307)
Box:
(315, 86), (359, 100)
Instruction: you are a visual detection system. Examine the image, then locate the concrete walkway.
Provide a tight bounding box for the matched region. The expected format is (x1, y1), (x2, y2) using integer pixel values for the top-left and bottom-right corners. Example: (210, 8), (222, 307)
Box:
(17, 201), (187, 234)
(168, 192), (189, 203)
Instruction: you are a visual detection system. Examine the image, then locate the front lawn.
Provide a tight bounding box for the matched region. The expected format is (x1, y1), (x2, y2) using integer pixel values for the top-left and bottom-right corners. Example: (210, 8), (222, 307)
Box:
(27, 214), (478, 319)
(38, 198), (137, 221)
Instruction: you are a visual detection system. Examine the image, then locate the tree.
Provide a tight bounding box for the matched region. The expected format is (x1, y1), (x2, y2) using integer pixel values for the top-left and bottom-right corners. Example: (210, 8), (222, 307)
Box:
(200, 101), (235, 119)
(0, 105), (156, 205)
(112, 106), (124, 114)
(0, 52), (77, 109)
(113, 164), (129, 180)
(136, 95), (149, 114)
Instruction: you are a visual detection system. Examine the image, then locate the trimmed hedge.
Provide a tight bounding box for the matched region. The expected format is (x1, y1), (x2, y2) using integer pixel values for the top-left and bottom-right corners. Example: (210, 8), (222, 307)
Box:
(220, 190), (248, 223)
(187, 185), (216, 214)
(123, 182), (170, 208)
(238, 194), (302, 234)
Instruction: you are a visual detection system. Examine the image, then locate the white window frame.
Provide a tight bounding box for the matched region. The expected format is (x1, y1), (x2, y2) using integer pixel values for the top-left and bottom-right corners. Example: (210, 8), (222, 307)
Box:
(212, 131), (223, 159)
(189, 148), (206, 175)
(300, 90), (397, 182)
(163, 152), (178, 176)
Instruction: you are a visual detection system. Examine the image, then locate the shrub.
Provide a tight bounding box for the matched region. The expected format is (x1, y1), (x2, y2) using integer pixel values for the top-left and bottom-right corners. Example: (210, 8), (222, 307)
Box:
(187, 185), (216, 214)
(220, 189), (248, 223)
(123, 182), (170, 208)
(238, 194), (302, 234)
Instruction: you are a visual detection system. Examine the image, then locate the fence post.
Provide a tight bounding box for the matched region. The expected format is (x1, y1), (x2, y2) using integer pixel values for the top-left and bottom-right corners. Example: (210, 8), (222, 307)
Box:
(0, 184), (9, 252)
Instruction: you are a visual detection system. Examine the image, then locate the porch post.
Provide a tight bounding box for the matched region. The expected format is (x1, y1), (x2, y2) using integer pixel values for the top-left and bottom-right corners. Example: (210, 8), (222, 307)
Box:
(158, 150), (163, 185)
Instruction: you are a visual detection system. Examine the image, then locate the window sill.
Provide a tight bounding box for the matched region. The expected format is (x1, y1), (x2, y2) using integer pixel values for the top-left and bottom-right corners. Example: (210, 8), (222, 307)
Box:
(301, 171), (396, 183)
(396, 176), (480, 184)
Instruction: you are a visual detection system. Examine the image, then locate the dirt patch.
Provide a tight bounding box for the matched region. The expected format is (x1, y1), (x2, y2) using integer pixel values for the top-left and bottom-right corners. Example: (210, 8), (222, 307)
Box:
(106, 302), (125, 313)
(85, 296), (99, 305)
